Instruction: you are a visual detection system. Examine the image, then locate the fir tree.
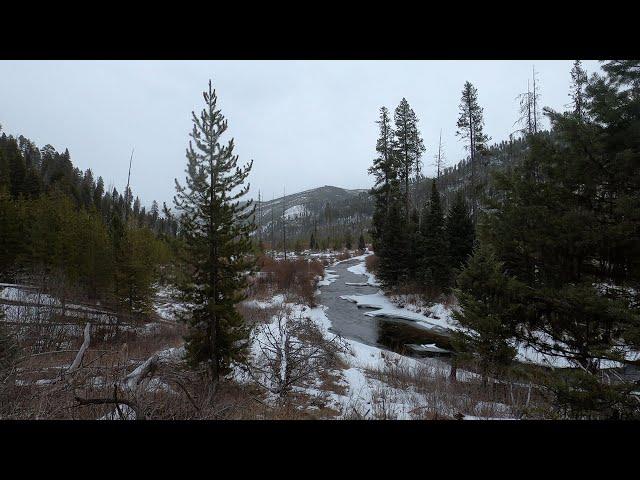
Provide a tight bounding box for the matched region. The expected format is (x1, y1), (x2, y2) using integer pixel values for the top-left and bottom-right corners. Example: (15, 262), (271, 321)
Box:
(377, 192), (409, 287)
(358, 232), (366, 251)
(344, 230), (353, 250)
(174, 80), (256, 386)
(445, 193), (475, 272)
(452, 243), (520, 387)
(418, 180), (450, 292)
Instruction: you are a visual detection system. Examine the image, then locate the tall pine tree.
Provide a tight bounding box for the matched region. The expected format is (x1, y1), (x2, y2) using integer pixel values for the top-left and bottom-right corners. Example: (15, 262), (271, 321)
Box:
(393, 98), (425, 220)
(174, 80), (256, 387)
(456, 81), (489, 223)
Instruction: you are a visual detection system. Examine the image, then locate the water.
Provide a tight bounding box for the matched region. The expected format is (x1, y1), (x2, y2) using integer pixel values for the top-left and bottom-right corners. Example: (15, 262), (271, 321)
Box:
(318, 258), (451, 358)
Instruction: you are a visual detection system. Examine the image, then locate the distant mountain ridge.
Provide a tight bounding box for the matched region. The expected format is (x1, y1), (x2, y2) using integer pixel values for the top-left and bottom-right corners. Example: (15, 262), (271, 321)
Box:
(250, 185), (374, 249)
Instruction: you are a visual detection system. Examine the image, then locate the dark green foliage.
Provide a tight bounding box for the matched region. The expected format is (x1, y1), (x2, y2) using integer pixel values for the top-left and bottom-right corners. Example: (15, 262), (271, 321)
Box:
(445, 193), (474, 272)
(456, 81), (489, 221)
(0, 125), (174, 311)
(377, 193), (410, 287)
(418, 180), (451, 291)
(369, 106), (397, 249)
(393, 98), (425, 217)
(452, 243), (520, 386)
(358, 232), (366, 251)
(476, 60), (640, 417)
(174, 80), (255, 383)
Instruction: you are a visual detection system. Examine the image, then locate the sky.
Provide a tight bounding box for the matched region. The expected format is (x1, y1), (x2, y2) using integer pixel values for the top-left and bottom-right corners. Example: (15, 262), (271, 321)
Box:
(0, 60), (602, 207)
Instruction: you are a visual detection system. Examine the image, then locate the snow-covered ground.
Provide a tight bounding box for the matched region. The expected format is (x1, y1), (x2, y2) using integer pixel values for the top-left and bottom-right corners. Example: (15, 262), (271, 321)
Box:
(335, 257), (640, 371)
(235, 262), (517, 419)
(340, 291), (456, 333)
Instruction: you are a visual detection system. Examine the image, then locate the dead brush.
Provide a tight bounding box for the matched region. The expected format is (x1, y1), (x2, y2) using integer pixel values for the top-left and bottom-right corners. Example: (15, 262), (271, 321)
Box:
(363, 355), (548, 419)
(365, 254), (379, 275)
(255, 255), (324, 306)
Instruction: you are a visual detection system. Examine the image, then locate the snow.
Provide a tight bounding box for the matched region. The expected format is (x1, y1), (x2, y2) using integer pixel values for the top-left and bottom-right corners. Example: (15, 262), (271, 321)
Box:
(346, 261), (380, 287)
(340, 291), (456, 333)
(317, 271), (339, 287)
(242, 288), (505, 419)
(284, 204), (308, 219)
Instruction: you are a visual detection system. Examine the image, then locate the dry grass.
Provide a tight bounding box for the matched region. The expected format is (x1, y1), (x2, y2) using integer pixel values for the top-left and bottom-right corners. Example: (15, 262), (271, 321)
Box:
(361, 355), (552, 420)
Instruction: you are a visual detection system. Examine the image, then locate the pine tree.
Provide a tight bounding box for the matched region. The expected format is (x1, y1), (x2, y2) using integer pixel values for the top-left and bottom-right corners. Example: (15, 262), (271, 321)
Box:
(393, 98), (425, 220)
(479, 61), (640, 417)
(377, 192), (409, 287)
(569, 60), (588, 119)
(174, 80), (256, 386)
(445, 193), (475, 272)
(369, 106), (397, 248)
(452, 243), (520, 387)
(456, 82), (489, 222)
(358, 232), (366, 251)
(418, 180), (450, 292)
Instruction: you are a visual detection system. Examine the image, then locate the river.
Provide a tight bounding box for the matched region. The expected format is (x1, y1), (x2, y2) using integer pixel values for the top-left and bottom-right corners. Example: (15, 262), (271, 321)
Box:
(318, 257), (452, 358)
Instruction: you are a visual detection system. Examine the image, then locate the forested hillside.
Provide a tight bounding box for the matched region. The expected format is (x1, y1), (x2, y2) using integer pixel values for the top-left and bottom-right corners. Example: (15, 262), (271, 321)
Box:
(252, 185), (373, 252)
(0, 130), (178, 315)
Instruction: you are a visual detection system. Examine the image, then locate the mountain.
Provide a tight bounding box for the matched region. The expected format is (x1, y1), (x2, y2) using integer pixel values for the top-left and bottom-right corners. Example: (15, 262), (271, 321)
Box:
(249, 134), (531, 251)
(252, 185), (374, 250)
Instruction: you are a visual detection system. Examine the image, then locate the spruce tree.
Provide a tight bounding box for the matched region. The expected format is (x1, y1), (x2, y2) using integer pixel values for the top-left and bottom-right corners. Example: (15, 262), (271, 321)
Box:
(445, 193), (475, 272)
(418, 180), (450, 293)
(358, 232), (366, 251)
(174, 80), (256, 386)
(452, 243), (520, 387)
(377, 192), (409, 287)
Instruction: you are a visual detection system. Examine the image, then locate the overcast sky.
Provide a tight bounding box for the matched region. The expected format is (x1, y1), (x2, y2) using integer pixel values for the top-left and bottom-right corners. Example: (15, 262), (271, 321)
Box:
(0, 60), (602, 206)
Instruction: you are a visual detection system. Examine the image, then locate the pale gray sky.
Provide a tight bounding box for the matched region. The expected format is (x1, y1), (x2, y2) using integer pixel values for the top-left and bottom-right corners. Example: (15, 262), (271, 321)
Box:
(0, 60), (602, 206)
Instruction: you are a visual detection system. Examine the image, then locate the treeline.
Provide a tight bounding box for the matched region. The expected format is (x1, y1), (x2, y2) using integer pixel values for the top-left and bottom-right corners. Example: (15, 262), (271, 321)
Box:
(371, 61), (640, 418)
(369, 99), (475, 294)
(0, 130), (177, 315)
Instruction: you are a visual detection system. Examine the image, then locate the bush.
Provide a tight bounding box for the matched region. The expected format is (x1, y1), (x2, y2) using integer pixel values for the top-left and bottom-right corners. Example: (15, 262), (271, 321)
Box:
(255, 256), (324, 306)
(365, 254), (379, 274)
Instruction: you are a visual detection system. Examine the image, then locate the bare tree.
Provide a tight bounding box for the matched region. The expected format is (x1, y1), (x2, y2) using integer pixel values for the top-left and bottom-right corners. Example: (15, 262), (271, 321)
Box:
(434, 129), (446, 179)
(247, 305), (347, 398)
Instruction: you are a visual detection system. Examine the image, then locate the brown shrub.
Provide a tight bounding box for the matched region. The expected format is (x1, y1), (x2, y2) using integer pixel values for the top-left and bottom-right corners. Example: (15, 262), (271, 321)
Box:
(254, 256), (324, 306)
(365, 254), (379, 274)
